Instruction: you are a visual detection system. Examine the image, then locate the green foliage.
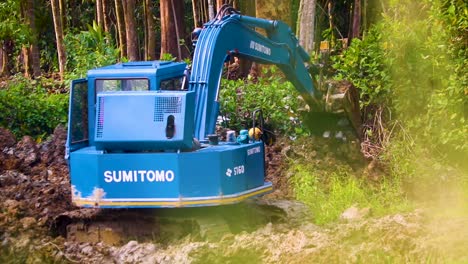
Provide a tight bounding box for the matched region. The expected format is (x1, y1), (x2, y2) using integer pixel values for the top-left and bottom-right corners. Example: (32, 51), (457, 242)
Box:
(64, 22), (119, 78)
(381, 0), (467, 156)
(160, 53), (176, 61)
(332, 26), (391, 107)
(326, 0), (467, 223)
(0, 76), (68, 139)
(333, 0), (467, 157)
(0, 0), (30, 44)
(219, 67), (308, 135)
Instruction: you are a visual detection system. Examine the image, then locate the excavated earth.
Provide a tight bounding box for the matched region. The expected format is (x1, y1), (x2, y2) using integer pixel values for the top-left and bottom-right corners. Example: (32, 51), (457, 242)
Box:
(1, 126), (467, 263)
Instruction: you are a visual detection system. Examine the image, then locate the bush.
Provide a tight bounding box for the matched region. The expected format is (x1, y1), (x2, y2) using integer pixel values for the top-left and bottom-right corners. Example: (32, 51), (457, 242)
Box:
(333, 0), (467, 160)
(332, 25), (392, 108)
(0, 76), (68, 139)
(219, 67), (308, 136)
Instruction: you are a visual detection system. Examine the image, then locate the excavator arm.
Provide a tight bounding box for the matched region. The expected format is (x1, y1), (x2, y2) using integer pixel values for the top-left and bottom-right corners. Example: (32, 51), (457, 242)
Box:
(190, 6), (324, 140)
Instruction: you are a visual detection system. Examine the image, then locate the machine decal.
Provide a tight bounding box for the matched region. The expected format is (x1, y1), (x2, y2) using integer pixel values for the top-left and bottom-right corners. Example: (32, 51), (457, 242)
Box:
(104, 170), (175, 183)
(226, 165), (245, 177)
(249, 40), (271, 56)
(233, 165), (245, 175)
(247, 146), (261, 156)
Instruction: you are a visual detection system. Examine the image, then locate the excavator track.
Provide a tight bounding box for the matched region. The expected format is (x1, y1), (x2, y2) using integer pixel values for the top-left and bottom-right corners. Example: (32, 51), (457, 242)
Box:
(53, 199), (311, 245)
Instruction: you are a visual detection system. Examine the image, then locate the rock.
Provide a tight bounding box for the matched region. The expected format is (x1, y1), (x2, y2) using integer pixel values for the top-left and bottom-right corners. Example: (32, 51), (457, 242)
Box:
(0, 170), (28, 186)
(310, 150), (317, 158)
(340, 205), (371, 221)
(4, 199), (20, 211)
(16, 136), (40, 167)
(82, 245), (94, 255)
(0, 127), (16, 149)
(20, 217), (37, 229)
(39, 125), (66, 166)
(254, 199), (313, 225)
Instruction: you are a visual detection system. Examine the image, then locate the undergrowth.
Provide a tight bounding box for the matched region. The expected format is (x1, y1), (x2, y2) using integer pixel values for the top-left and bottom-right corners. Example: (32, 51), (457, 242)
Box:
(0, 75), (68, 140)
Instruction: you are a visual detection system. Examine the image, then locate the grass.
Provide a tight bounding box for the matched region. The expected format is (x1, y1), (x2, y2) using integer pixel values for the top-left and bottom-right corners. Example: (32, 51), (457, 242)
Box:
(291, 163), (411, 225)
(289, 136), (412, 225)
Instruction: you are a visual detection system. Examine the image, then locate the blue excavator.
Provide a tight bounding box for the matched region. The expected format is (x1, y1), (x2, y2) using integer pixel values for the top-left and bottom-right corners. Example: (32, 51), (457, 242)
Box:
(66, 6), (359, 210)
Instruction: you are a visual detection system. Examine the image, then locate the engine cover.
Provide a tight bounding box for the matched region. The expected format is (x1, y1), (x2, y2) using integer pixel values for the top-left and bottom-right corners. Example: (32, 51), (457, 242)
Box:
(94, 91), (195, 151)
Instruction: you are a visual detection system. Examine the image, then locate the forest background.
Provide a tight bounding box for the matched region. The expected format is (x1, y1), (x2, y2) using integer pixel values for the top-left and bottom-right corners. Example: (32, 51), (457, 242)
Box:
(0, 0), (466, 226)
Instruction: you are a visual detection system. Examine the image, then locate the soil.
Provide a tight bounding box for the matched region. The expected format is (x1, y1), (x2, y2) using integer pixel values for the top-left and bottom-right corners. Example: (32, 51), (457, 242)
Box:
(1, 126), (467, 263)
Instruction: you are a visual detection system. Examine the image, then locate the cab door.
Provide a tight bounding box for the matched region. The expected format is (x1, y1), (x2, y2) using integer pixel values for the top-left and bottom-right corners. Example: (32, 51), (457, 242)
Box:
(66, 79), (89, 159)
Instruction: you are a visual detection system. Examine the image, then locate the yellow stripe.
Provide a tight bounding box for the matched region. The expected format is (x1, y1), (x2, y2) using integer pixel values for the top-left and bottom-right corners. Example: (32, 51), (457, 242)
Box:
(73, 186), (273, 207)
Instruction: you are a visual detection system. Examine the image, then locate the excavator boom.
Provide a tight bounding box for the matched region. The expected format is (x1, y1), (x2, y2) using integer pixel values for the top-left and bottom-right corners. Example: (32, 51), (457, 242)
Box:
(190, 9), (323, 139)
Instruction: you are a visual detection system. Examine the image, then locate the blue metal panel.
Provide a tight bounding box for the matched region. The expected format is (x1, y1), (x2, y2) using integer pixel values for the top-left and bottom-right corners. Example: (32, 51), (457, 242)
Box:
(69, 142), (270, 208)
(88, 61), (186, 79)
(179, 151), (222, 197)
(69, 149), (99, 199)
(94, 91), (195, 151)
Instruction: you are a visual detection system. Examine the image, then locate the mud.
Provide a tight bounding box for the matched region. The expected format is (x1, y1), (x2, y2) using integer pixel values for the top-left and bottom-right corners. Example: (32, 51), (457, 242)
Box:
(40, 210), (467, 263)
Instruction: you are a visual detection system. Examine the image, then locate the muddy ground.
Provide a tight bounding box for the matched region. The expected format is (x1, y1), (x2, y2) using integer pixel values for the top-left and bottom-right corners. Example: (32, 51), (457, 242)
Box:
(1, 127), (467, 263)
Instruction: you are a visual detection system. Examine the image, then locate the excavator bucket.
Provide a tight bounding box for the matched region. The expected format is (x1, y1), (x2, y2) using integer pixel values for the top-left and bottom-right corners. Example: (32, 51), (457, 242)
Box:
(323, 80), (362, 139)
(300, 79), (362, 139)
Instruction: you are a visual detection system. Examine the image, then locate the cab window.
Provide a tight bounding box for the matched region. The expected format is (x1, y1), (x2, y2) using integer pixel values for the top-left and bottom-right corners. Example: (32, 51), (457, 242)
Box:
(96, 79), (149, 92)
(160, 76), (187, 91)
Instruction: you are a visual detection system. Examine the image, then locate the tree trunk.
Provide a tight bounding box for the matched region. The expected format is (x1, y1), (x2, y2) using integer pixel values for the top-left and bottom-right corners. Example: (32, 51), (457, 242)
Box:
(96, 0), (104, 28)
(123, 0), (139, 61)
(22, 47), (30, 78)
(160, 0), (188, 60)
(254, 0), (291, 75)
(328, 1), (334, 47)
(102, 0), (111, 34)
(1, 41), (14, 77)
(208, 0), (215, 19)
(0, 43), (6, 77)
(350, 0), (361, 41)
(26, 0), (41, 77)
(30, 44), (41, 77)
(192, 0), (200, 27)
(59, 0), (66, 30)
(145, 0), (157, 60)
(255, 0), (292, 27)
(238, 0), (255, 78)
(297, 0), (316, 54)
(201, 0), (208, 22)
(115, 0), (126, 58)
(0, 45), (3, 76)
(51, 0), (66, 80)
(362, 0), (367, 35)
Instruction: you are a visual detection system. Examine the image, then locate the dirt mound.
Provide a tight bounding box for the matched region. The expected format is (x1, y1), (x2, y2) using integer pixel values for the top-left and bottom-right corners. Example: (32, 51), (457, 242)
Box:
(264, 139), (292, 198)
(0, 125), (74, 234)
